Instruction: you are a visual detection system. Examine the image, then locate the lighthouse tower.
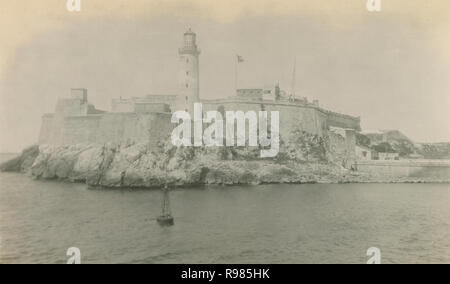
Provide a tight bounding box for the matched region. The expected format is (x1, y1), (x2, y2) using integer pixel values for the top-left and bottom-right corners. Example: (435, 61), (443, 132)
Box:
(177, 29), (200, 113)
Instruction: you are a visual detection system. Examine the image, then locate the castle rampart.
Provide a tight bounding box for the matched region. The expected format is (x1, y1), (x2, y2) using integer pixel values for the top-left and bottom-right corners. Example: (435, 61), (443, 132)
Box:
(201, 98), (360, 138)
(38, 30), (361, 164)
(39, 112), (173, 147)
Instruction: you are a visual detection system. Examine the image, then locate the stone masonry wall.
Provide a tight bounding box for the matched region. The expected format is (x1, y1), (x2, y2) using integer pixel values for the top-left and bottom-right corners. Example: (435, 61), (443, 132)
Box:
(202, 100), (328, 140)
(39, 112), (173, 148)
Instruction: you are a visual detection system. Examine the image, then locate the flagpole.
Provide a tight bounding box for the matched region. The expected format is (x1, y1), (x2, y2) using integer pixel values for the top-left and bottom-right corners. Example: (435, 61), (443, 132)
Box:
(235, 55), (238, 95)
(291, 56), (296, 99)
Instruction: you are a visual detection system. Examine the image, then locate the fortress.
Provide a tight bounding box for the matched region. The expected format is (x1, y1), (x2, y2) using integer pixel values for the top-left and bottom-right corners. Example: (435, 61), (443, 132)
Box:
(38, 29), (361, 155)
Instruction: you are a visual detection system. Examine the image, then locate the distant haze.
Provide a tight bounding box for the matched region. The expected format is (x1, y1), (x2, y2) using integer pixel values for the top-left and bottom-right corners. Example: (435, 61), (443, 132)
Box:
(1, 0), (449, 152)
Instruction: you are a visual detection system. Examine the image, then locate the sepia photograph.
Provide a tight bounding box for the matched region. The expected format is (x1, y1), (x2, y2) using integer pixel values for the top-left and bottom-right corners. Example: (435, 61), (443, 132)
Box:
(0, 0), (449, 268)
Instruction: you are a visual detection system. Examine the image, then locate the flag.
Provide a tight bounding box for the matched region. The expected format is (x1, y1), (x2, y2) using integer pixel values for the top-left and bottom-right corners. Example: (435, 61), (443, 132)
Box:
(237, 55), (244, 63)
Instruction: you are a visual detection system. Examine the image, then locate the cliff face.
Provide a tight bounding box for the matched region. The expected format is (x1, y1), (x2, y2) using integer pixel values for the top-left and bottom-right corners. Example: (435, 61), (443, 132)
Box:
(1, 129), (360, 188)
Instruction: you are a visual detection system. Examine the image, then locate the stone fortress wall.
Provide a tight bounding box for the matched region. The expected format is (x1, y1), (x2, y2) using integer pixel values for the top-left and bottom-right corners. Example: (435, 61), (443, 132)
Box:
(40, 112), (173, 148)
(200, 98), (360, 140)
(39, 87), (360, 168)
(38, 30), (361, 165)
(39, 89), (174, 148)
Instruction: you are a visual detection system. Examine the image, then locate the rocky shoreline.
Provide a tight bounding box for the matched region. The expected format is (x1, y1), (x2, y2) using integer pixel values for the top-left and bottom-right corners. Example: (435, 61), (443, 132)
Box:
(1, 142), (448, 188)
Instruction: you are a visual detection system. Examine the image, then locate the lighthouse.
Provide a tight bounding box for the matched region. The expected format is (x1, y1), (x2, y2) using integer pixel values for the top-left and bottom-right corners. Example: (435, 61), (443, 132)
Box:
(177, 29), (200, 113)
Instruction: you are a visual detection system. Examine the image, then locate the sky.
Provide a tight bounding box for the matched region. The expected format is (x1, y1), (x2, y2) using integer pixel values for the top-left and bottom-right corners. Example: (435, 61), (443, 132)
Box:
(0, 0), (449, 152)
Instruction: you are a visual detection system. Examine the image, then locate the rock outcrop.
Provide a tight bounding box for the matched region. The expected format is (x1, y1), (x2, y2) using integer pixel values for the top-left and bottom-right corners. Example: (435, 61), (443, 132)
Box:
(0, 145), (39, 172)
(3, 130), (447, 187)
(1, 129), (366, 187)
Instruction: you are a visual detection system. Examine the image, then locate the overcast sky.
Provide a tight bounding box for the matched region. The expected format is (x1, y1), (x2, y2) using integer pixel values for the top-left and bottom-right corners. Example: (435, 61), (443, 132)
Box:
(1, 0), (449, 152)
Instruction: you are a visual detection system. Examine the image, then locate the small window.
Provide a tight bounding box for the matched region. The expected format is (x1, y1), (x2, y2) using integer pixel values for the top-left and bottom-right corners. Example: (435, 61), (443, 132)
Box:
(186, 58), (189, 63)
(185, 96), (188, 101)
(186, 83), (189, 88)
(186, 71), (189, 76)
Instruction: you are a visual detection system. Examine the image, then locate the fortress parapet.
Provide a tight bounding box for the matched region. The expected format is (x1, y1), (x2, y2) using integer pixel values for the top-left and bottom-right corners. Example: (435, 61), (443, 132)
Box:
(112, 95), (175, 113)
